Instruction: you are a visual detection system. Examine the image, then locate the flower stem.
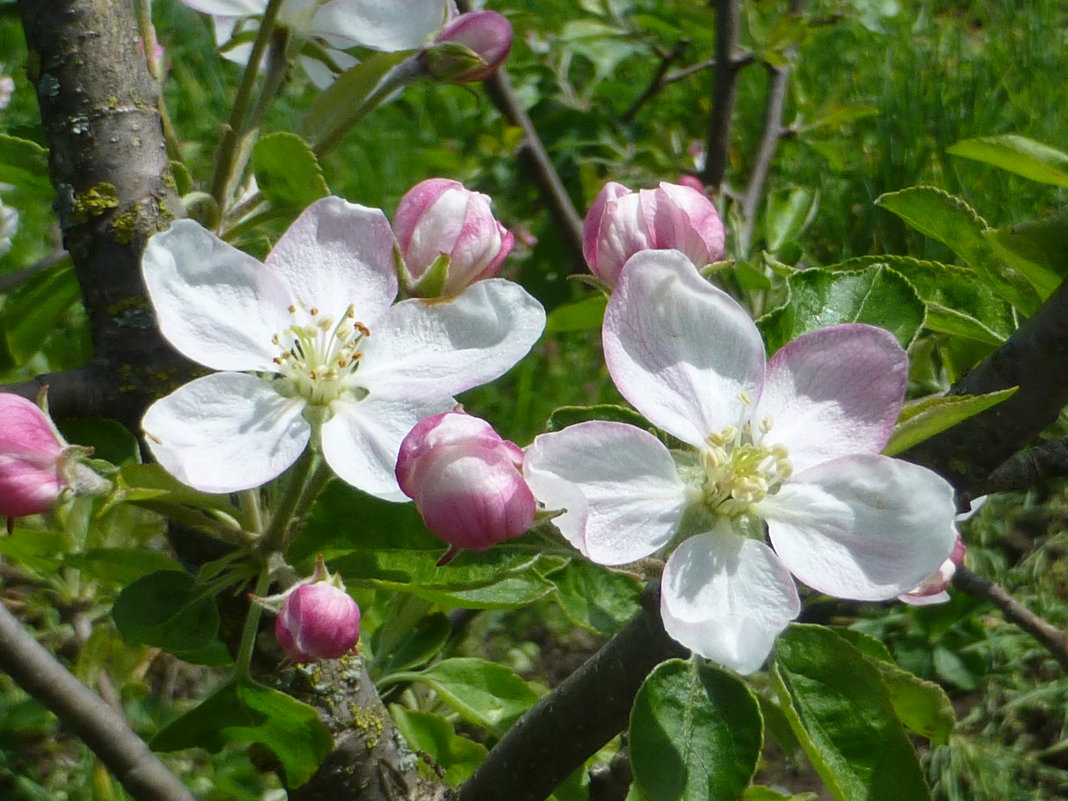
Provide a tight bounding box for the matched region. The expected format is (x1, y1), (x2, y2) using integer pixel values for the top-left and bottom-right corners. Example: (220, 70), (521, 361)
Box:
(235, 560), (272, 680)
(259, 448), (321, 555)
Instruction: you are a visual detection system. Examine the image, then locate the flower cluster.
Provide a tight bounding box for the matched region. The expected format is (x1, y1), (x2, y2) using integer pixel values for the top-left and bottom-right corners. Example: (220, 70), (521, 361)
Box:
(141, 194), (543, 500)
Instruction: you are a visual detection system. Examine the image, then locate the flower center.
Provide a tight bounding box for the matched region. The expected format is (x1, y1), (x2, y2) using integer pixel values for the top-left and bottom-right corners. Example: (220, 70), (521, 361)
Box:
(699, 414), (792, 517)
(271, 303), (369, 406)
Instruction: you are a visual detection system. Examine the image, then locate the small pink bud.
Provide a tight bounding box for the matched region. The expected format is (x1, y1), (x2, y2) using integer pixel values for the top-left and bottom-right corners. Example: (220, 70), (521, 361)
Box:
(582, 180), (726, 286)
(430, 11), (513, 82)
(394, 178), (514, 297)
(275, 580), (361, 663)
(900, 532), (967, 606)
(396, 412), (535, 552)
(0, 394), (68, 518)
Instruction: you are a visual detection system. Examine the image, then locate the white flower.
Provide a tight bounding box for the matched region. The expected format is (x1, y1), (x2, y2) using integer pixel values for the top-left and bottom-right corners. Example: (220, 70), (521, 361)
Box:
(182, 0), (455, 87)
(141, 196), (544, 499)
(524, 250), (956, 674)
(0, 196), (17, 258)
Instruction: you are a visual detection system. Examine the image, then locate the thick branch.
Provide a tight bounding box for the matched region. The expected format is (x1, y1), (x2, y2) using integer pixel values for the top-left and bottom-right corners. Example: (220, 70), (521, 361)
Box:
(952, 566), (1068, 672)
(972, 438), (1068, 497)
(458, 586), (686, 801)
(17, 0), (194, 430)
(0, 602), (199, 801)
(902, 277), (1068, 503)
(701, 0), (741, 191)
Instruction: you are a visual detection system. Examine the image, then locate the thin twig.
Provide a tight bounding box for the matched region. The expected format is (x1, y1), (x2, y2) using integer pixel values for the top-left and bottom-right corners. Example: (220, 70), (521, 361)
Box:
(952, 566), (1068, 673)
(621, 40), (690, 123)
(0, 602), (199, 801)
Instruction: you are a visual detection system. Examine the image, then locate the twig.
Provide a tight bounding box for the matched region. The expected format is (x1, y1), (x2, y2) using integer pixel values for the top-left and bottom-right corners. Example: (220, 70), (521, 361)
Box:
(701, 0), (742, 192)
(454, 0), (585, 273)
(737, 0), (805, 254)
(458, 584), (687, 801)
(0, 602), (199, 801)
(971, 438), (1068, 499)
(621, 40), (690, 123)
(952, 566), (1068, 673)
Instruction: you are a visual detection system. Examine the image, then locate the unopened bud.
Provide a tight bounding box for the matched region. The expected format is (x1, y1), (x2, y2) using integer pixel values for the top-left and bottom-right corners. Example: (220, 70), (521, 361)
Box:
(275, 578), (361, 663)
(427, 11), (513, 82)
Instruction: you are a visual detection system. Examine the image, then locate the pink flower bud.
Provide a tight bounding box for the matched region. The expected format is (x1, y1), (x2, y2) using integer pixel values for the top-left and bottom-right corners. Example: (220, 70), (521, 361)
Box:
(900, 533), (967, 606)
(394, 178), (515, 297)
(582, 180), (726, 286)
(0, 394), (68, 518)
(431, 11), (513, 82)
(275, 580), (361, 663)
(396, 412), (535, 552)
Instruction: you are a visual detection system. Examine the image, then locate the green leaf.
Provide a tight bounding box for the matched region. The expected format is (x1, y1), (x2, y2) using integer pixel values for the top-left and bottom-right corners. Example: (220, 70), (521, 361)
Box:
(334, 548), (543, 593)
(62, 548), (184, 586)
(119, 463), (238, 513)
(875, 186), (1041, 313)
(387, 657), (539, 737)
(630, 659), (763, 801)
(833, 630), (955, 744)
(1, 263), (82, 367)
(389, 705), (487, 784)
(416, 572), (555, 609)
(738, 788), (818, 801)
(883, 388), (1017, 455)
(251, 132), (329, 210)
(546, 404), (650, 432)
(985, 209), (1068, 299)
(551, 559), (642, 635)
(152, 679), (332, 787)
(0, 135), (51, 195)
(371, 612), (451, 678)
(947, 134), (1068, 188)
(545, 294), (607, 333)
(758, 266), (924, 353)
(111, 570), (221, 654)
(765, 187), (818, 253)
(56, 418), (141, 467)
(828, 255), (1015, 344)
(0, 528), (66, 574)
(772, 624), (932, 801)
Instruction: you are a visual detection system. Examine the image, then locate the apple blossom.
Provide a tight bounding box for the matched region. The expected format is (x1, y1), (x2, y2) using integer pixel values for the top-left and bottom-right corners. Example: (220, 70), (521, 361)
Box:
(582, 181), (725, 286)
(900, 533), (966, 606)
(182, 0), (455, 87)
(524, 250), (957, 674)
(427, 11), (513, 82)
(140, 196), (544, 499)
(0, 394), (108, 518)
(396, 412), (535, 552)
(394, 178), (514, 297)
(275, 579), (361, 663)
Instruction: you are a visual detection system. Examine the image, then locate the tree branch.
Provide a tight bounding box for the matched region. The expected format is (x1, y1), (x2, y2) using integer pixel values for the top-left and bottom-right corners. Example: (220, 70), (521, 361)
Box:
(970, 437), (1068, 498)
(621, 40), (690, 124)
(701, 0), (742, 192)
(0, 601), (199, 801)
(458, 585), (686, 801)
(952, 566), (1068, 672)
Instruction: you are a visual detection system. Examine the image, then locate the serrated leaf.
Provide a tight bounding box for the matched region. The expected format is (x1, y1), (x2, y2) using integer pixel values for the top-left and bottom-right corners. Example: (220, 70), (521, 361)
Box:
(883, 387), (1017, 455)
(630, 659), (763, 801)
(387, 657), (539, 736)
(152, 679), (332, 787)
(985, 209), (1068, 299)
(757, 266), (924, 353)
(389, 705), (487, 784)
(876, 186), (1040, 313)
(545, 294), (607, 333)
(772, 624), (932, 801)
(111, 570), (221, 654)
(546, 404), (650, 432)
(251, 132), (329, 210)
(947, 134), (1068, 188)
(551, 559), (642, 635)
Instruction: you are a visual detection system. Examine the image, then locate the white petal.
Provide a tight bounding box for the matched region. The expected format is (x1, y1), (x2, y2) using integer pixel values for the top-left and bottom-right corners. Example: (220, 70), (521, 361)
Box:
(142, 373), (310, 493)
(759, 455), (957, 600)
(309, 0), (451, 50)
(143, 220), (292, 371)
(265, 198), (397, 325)
(357, 278), (544, 396)
(603, 250), (765, 447)
(753, 324), (907, 473)
(300, 48), (360, 89)
(661, 530), (800, 674)
(320, 392), (454, 501)
(523, 421), (690, 565)
(181, 0), (265, 17)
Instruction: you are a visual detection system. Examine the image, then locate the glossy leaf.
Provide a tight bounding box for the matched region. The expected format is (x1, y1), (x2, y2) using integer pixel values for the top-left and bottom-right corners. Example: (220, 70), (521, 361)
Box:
(947, 134), (1068, 188)
(883, 388), (1017, 455)
(56, 418), (142, 467)
(111, 570), (221, 654)
(985, 209), (1068, 299)
(151, 679), (332, 787)
(551, 559), (642, 635)
(389, 705), (487, 784)
(772, 624), (932, 801)
(251, 132), (329, 210)
(546, 404), (651, 432)
(1, 263), (81, 367)
(630, 659), (763, 801)
(758, 265), (924, 353)
(371, 612), (451, 678)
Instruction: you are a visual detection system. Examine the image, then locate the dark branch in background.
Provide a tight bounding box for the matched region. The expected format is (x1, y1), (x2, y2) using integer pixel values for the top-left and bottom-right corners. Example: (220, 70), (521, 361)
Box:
(621, 39), (690, 124)
(952, 566), (1068, 673)
(458, 585), (687, 801)
(902, 277), (1068, 507)
(16, 0), (194, 429)
(454, 0), (586, 273)
(737, 0), (805, 254)
(701, 0), (742, 192)
(970, 437), (1068, 498)
(0, 602), (200, 801)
